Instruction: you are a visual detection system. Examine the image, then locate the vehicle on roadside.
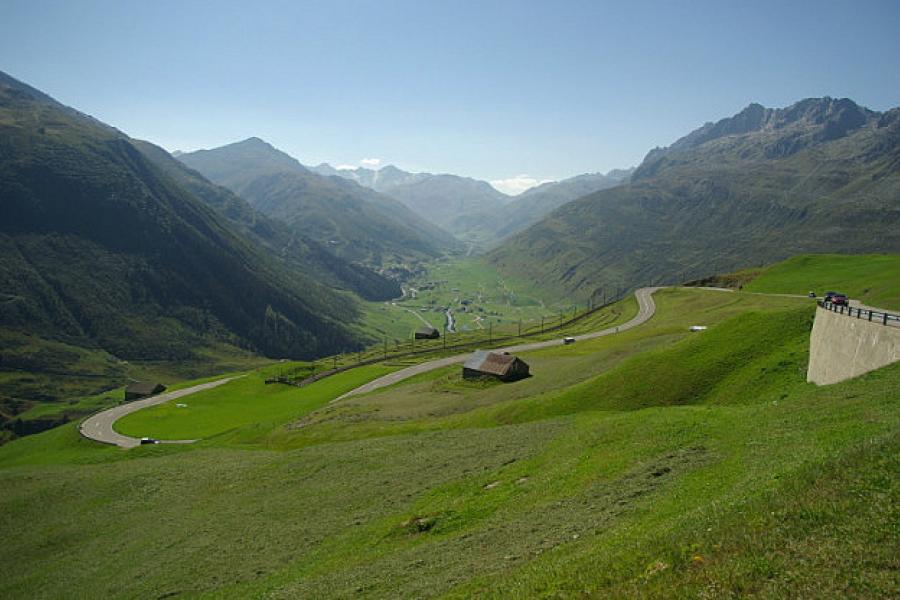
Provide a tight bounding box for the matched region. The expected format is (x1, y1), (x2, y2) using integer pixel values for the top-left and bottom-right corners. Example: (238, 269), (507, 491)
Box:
(140, 437), (159, 445)
(563, 336), (576, 345)
(808, 291), (816, 298)
(823, 291), (839, 302)
(830, 294), (849, 306)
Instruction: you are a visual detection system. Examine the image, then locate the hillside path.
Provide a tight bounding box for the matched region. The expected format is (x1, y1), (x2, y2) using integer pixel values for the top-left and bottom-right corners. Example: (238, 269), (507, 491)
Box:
(79, 377), (238, 448)
(334, 287), (661, 402)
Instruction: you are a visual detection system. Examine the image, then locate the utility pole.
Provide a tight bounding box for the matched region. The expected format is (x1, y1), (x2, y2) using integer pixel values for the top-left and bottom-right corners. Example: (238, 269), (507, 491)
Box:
(383, 337), (387, 359)
(489, 321), (492, 343)
(518, 319), (521, 337)
(540, 316), (544, 334)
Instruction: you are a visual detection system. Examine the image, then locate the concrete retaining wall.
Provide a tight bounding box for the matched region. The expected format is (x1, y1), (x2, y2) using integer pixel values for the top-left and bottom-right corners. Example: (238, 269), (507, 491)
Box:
(807, 306), (900, 385)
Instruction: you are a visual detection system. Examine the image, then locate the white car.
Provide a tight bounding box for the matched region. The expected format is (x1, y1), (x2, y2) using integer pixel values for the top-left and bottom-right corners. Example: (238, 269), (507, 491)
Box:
(689, 326), (708, 332)
(563, 336), (576, 345)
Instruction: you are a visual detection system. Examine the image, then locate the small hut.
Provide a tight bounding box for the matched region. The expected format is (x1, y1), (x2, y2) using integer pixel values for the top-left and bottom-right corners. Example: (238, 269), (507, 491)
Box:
(124, 381), (166, 401)
(415, 326), (440, 340)
(462, 350), (530, 382)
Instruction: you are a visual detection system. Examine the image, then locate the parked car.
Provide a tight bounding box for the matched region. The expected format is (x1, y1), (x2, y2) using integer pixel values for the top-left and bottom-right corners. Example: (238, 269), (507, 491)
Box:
(563, 336), (576, 345)
(823, 291), (839, 302)
(831, 294), (849, 306)
(808, 291), (816, 298)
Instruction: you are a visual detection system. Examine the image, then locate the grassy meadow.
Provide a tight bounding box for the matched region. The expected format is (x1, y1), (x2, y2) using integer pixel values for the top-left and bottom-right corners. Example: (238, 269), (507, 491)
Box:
(0, 271), (898, 598)
(742, 253), (900, 311)
(366, 257), (586, 341)
(696, 253), (900, 311)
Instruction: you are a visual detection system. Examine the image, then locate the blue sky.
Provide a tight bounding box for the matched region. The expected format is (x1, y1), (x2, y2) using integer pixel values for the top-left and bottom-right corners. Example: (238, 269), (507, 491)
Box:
(2, 0), (899, 193)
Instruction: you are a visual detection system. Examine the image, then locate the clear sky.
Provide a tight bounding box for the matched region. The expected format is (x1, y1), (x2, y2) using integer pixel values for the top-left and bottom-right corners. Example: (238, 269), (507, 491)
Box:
(2, 0), (899, 194)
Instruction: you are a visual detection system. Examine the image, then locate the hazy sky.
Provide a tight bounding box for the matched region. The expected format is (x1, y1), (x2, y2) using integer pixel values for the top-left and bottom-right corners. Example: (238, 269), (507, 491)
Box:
(2, 0), (899, 194)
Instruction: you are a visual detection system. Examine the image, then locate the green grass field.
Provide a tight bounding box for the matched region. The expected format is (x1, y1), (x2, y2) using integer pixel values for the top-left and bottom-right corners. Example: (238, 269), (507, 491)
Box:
(387, 256), (583, 337)
(114, 364), (398, 441)
(1, 264), (898, 598)
(734, 253), (900, 311)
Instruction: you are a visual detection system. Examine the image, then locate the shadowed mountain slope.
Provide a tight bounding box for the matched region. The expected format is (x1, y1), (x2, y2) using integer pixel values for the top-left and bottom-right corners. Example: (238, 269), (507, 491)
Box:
(0, 70), (367, 366)
(133, 141), (399, 301)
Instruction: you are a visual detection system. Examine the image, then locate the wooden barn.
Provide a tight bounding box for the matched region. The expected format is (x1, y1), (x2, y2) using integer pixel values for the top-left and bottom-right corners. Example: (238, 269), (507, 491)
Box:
(415, 326), (440, 340)
(124, 381), (166, 401)
(462, 350), (530, 382)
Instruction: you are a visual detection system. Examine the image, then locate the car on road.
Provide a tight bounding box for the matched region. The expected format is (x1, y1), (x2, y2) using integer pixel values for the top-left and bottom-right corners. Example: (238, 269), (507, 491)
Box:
(563, 336), (576, 345)
(140, 437), (159, 445)
(808, 291), (816, 298)
(823, 291), (840, 302)
(830, 294), (849, 306)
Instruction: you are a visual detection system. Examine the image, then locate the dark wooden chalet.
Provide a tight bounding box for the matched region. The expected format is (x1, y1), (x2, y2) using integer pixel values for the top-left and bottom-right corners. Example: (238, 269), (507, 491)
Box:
(462, 350), (530, 382)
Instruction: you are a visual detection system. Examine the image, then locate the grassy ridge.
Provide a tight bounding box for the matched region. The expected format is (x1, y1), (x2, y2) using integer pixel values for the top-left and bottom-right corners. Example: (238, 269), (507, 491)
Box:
(742, 253), (900, 310)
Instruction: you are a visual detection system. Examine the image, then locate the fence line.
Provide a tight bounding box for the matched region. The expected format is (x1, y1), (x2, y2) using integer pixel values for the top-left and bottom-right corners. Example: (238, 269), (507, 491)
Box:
(819, 300), (900, 327)
(266, 291), (628, 388)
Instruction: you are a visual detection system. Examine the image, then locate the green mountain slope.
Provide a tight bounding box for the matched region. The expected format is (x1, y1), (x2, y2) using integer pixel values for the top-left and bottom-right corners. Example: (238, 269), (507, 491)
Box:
(489, 98), (900, 298)
(179, 139), (461, 265)
(0, 70), (375, 433)
(132, 140), (400, 301)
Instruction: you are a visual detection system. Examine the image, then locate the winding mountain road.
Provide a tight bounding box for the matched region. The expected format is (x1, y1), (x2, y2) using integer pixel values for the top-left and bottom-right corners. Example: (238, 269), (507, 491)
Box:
(334, 287), (661, 401)
(79, 288), (661, 445)
(79, 377), (238, 448)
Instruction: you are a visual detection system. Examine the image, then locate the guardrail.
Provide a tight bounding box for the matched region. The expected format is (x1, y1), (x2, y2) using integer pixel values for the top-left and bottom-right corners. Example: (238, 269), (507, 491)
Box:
(819, 300), (900, 327)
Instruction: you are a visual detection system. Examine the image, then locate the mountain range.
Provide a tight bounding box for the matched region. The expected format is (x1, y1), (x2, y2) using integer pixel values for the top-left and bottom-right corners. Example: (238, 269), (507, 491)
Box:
(489, 97), (900, 298)
(179, 139), (461, 266)
(313, 163), (632, 243)
(312, 163), (512, 238)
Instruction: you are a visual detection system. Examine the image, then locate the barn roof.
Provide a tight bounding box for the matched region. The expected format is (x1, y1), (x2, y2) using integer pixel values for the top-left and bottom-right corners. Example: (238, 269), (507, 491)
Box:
(463, 350), (518, 376)
(125, 381), (164, 395)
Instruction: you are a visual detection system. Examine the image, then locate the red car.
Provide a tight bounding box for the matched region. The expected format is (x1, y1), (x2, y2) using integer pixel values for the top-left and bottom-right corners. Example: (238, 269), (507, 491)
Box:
(830, 294), (849, 306)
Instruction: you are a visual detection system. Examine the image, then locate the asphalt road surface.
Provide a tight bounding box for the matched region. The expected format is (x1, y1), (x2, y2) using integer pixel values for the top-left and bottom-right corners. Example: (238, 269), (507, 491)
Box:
(79, 377), (238, 448)
(334, 287), (662, 402)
